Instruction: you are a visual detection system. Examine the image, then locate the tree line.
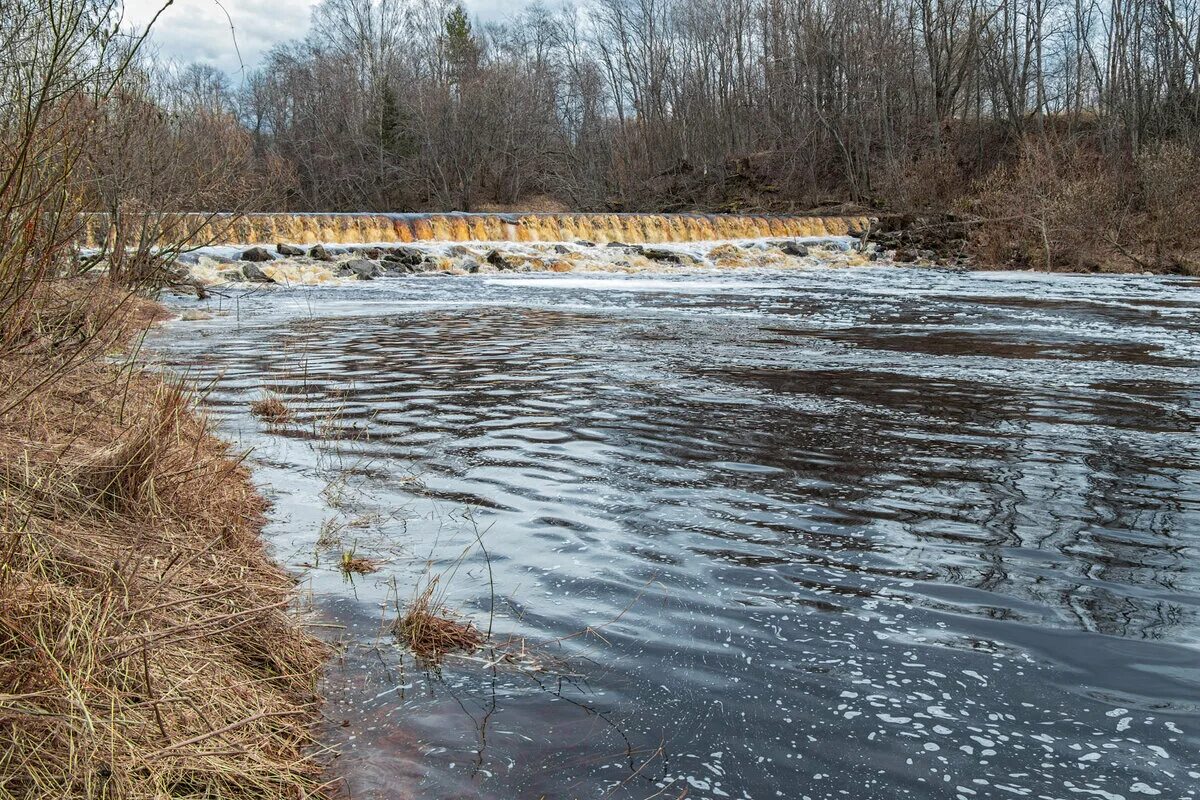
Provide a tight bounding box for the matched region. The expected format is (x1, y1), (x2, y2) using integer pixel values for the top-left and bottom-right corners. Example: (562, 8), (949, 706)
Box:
(10, 0), (1200, 271)
(210, 0), (1197, 209)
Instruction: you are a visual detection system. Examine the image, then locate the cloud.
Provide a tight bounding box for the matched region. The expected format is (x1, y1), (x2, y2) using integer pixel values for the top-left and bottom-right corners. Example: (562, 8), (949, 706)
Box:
(125, 0), (318, 77)
(125, 0), (536, 78)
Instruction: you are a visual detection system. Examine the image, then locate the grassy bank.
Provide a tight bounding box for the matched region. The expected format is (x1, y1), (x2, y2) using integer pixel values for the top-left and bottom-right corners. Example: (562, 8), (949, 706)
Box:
(0, 281), (328, 798)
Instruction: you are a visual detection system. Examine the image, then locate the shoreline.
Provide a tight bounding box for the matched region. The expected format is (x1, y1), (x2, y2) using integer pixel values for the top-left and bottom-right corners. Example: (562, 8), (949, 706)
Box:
(0, 282), (329, 798)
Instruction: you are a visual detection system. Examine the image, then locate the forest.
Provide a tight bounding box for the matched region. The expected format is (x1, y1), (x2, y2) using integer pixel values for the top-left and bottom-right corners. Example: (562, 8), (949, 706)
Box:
(8, 0), (1200, 273)
(149, 0), (1200, 273)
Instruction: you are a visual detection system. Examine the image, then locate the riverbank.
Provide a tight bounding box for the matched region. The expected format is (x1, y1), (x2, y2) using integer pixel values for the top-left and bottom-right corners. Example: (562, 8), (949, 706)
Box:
(0, 281), (327, 797)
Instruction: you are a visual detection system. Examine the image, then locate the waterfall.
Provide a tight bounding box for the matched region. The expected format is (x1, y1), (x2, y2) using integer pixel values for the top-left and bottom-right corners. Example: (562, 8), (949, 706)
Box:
(78, 212), (871, 249)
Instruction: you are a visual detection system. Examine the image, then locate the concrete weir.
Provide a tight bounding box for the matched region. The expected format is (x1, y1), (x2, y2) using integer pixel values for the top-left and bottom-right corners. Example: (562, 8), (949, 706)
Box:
(78, 212), (873, 248)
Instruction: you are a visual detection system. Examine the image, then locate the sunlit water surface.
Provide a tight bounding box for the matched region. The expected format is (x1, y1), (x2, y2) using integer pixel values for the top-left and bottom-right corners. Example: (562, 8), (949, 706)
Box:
(150, 267), (1200, 800)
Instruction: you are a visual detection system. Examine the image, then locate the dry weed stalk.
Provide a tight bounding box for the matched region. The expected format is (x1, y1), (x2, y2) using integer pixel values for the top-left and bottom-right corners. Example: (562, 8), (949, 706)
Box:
(340, 554), (380, 576)
(338, 542), (380, 577)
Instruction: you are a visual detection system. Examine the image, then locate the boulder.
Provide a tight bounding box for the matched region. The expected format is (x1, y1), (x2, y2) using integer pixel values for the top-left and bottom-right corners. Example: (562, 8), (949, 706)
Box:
(309, 244), (333, 261)
(575, 240), (596, 248)
(242, 263), (274, 282)
(361, 247), (383, 260)
(341, 259), (382, 280)
(486, 250), (517, 270)
(380, 261), (414, 276)
(772, 240), (809, 257)
(552, 244), (573, 254)
(385, 246), (426, 266)
(641, 247), (684, 263)
(240, 246), (274, 262)
(463, 259), (482, 274)
(276, 242), (305, 257)
(218, 269), (244, 283)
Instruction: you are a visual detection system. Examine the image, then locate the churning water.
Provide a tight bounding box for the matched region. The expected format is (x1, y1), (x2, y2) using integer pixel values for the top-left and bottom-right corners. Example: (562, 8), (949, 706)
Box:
(151, 267), (1200, 800)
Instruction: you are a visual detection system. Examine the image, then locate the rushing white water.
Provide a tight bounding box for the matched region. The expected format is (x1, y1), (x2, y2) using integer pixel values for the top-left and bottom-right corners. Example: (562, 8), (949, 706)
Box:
(177, 236), (872, 287)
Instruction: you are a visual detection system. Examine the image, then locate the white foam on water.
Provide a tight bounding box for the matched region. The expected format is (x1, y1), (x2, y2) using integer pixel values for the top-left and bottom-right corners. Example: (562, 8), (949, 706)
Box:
(485, 276), (772, 292)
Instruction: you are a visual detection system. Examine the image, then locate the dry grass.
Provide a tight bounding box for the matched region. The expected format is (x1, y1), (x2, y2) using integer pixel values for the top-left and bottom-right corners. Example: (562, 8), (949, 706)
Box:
(0, 281), (329, 798)
(250, 395), (291, 425)
(338, 550), (379, 577)
(391, 578), (483, 664)
(961, 138), (1200, 274)
(339, 555), (379, 576)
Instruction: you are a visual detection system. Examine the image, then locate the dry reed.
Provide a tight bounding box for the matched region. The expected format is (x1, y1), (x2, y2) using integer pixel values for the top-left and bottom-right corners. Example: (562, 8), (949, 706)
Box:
(392, 577), (483, 664)
(0, 281), (329, 798)
(250, 395), (291, 425)
(338, 552), (379, 576)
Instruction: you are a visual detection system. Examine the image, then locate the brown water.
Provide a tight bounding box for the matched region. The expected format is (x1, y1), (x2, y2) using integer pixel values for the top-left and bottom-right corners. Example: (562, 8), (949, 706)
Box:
(151, 267), (1200, 800)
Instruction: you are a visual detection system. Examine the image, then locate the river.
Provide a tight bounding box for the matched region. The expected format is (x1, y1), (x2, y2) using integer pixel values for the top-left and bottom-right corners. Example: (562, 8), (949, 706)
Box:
(151, 266), (1200, 800)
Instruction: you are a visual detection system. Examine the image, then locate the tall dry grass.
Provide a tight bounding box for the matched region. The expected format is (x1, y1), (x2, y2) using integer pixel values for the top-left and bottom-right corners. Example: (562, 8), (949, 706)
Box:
(0, 283), (330, 798)
(0, 3), (330, 797)
(1, 281), (333, 796)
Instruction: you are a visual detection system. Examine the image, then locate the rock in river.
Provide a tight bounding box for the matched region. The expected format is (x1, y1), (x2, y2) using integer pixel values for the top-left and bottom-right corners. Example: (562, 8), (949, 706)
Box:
(276, 242), (305, 257)
(341, 259), (382, 280)
(770, 240), (809, 257)
(242, 263), (274, 282)
(240, 246), (275, 262)
(384, 246), (426, 266)
(486, 250), (518, 270)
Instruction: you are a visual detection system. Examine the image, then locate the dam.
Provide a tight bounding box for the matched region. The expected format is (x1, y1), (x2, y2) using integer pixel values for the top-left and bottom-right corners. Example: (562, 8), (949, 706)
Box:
(79, 211), (873, 248)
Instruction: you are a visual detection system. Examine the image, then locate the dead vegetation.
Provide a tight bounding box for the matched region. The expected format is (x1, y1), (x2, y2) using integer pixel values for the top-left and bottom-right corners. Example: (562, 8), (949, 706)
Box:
(960, 140), (1200, 274)
(0, 282), (330, 798)
(0, 4), (330, 795)
(251, 395), (292, 425)
(338, 544), (380, 576)
(391, 577), (483, 664)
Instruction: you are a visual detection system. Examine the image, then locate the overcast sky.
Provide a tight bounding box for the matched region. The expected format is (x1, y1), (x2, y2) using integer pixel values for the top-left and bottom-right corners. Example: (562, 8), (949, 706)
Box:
(125, 0), (523, 78)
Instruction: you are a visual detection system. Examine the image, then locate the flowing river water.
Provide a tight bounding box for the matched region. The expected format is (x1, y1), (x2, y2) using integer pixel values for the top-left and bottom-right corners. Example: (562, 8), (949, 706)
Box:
(150, 265), (1200, 800)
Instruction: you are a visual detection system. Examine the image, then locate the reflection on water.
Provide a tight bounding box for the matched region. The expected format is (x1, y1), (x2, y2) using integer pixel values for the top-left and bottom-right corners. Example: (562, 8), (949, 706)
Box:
(151, 268), (1200, 800)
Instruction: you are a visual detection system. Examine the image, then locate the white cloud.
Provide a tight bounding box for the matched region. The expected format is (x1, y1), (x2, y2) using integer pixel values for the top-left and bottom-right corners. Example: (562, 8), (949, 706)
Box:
(125, 0), (317, 77)
(125, 0), (533, 78)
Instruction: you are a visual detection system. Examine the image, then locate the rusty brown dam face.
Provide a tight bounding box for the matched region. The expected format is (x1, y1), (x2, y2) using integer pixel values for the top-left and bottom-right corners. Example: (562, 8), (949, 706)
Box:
(78, 212), (873, 248)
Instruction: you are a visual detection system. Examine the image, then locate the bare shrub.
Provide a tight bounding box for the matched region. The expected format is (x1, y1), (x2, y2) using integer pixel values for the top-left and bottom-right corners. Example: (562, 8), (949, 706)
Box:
(964, 142), (1125, 271)
(875, 149), (970, 212)
(0, 4), (328, 796)
(1134, 142), (1200, 274)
